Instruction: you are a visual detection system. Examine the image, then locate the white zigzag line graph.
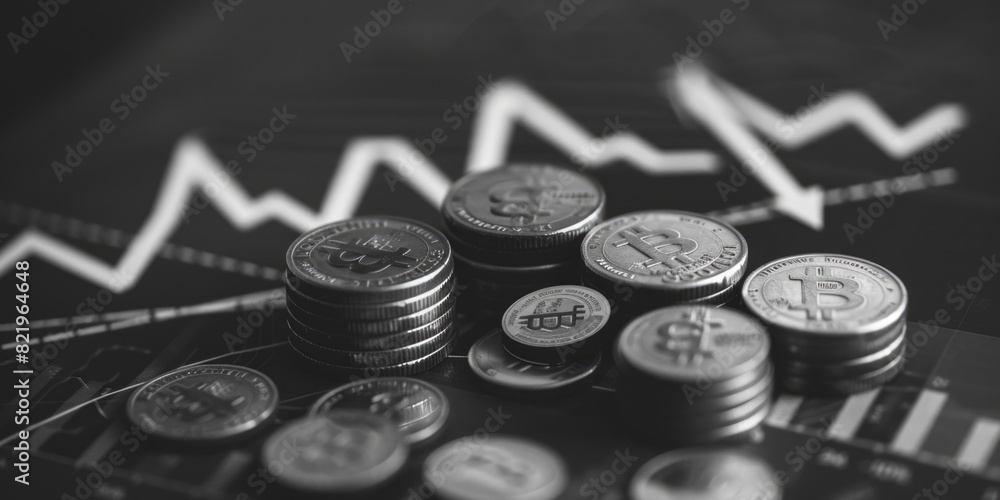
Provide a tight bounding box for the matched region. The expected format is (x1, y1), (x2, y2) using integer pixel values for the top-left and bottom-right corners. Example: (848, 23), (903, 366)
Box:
(0, 72), (967, 293)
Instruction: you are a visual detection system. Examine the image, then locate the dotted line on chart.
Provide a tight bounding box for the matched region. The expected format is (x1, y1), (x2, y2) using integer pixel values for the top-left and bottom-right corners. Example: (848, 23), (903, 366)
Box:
(0, 200), (282, 282)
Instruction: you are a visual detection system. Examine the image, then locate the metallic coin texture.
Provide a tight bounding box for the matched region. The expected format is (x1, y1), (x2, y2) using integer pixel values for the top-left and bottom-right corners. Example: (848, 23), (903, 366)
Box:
(127, 364), (277, 443)
(582, 211), (748, 301)
(617, 306), (770, 384)
(289, 321), (455, 365)
(443, 163), (605, 251)
(291, 336), (455, 377)
(284, 270), (455, 321)
(286, 217), (451, 303)
(310, 378), (449, 446)
(630, 449), (780, 500)
(423, 435), (568, 500)
(469, 329), (603, 392)
(261, 411), (407, 493)
(287, 306), (456, 351)
(742, 254), (907, 337)
(502, 286), (610, 357)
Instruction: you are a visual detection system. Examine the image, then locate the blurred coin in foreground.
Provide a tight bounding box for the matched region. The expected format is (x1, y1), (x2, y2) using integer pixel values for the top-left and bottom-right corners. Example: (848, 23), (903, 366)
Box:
(127, 364), (277, 445)
(261, 411), (407, 494)
(310, 377), (449, 446)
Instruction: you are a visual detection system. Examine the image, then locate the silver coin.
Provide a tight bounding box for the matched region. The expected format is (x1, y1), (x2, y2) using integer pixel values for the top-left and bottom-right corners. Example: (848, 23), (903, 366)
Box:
(286, 287), (455, 335)
(779, 347), (907, 395)
(469, 329), (603, 393)
(423, 435), (568, 500)
(502, 285), (611, 364)
(582, 211), (748, 301)
(126, 364), (277, 444)
(617, 306), (769, 384)
(285, 270), (455, 321)
(779, 325), (906, 378)
(623, 386), (772, 434)
(287, 305), (456, 350)
(290, 334), (455, 377)
(286, 217), (452, 303)
(768, 316), (906, 361)
(620, 362), (774, 412)
(630, 449), (780, 500)
(443, 164), (605, 251)
(742, 254), (907, 338)
(310, 378), (449, 446)
(261, 411), (407, 493)
(289, 320), (455, 365)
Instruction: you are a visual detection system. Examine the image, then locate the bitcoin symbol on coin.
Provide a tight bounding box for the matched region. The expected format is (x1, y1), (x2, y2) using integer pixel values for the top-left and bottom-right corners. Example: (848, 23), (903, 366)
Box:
(788, 266), (864, 320)
(655, 309), (725, 365)
(613, 224), (698, 270)
(321, 238), (417, 274)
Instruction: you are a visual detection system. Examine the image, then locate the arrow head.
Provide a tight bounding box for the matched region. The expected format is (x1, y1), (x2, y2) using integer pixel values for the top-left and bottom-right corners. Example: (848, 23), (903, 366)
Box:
(773, 185), (825, 230)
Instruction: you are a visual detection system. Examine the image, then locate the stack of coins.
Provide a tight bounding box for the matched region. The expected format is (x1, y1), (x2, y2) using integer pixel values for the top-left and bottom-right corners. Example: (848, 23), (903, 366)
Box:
(614, 305), (773, 445)
(742, 254), (908, 394)
(581, 211), (748, 318)
(441, 164), (605, 311)
(283, 217), (457, 376)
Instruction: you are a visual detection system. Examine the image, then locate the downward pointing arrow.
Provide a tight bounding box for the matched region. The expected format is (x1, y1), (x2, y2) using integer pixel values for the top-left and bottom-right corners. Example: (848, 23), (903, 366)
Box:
(668, 65), (826, 230)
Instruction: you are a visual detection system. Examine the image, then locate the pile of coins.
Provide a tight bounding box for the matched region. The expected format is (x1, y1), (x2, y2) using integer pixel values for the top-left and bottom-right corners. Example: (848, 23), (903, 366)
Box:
(283, 217), (457, 376)
(441, 164), (605, 311)
(614, 305), (773, 445)
(742, 254), (908, 394)
(581, 211), (748, 318)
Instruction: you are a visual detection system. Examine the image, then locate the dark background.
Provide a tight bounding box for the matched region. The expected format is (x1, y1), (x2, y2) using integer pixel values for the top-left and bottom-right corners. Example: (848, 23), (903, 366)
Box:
(1, 1), (999, 499)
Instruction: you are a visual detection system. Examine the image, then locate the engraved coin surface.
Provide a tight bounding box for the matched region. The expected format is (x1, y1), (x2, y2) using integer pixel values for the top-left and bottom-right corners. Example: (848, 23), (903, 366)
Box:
(742, 254), (907, 336)
(424, 435), (568, 500)
(262, 411), (407, 493)
(502, 286), (610, 348)
(469, 329), (602, 392)
(616, 306), (769, 383)
(443, 164), (605, 250)
(582, 211), (748, 300)
(310, 378), (449, 446)
(286, 217), (451, 302)
(630, 449), (779, 500)
(127, 364), (277, 443)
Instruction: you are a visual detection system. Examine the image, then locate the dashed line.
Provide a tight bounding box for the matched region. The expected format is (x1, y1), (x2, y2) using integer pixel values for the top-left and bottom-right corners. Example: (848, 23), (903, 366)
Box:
(709, 167), (958, 226)
(0, 201), (282, 281)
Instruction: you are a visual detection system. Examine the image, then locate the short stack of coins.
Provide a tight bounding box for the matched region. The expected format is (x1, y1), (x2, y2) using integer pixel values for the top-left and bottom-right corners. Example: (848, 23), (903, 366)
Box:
(283, 216), (457, 376)
(742, 254), (908, 395)
(441, 164), (605, 312)
(614, 305), (773, 445)
(580, 211), (749, 319)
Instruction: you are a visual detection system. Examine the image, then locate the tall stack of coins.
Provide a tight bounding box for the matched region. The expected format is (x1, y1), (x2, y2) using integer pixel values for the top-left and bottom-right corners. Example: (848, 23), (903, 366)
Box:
(283, 217), (457, 376)
(742, 254), (908, 394)
(614, 306), (773, 445)
(581, 211), (748, 318)
(441, 164), (605, 311)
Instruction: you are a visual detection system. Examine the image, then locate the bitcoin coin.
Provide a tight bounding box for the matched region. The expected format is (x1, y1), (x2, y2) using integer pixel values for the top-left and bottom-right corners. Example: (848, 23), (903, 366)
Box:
(261, 411), (407, 494)
(310, 378), (449, 447)
(284, 270), (455, 321)
(630, 449), (780, 500)
(616, 306), (769, 384)
(582, 211), (748, 302)
(742, 254), (907, 337)
(443, 163), (605, 251)
(286, 217), (452, 303)
(502, 286), (611, 364)
(287, 307), (455, 351)
(289, 321), (454, 365)
(469, 329), (603, 394)
(423, 435), (568, 500)
(126, 364), (277, 444)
